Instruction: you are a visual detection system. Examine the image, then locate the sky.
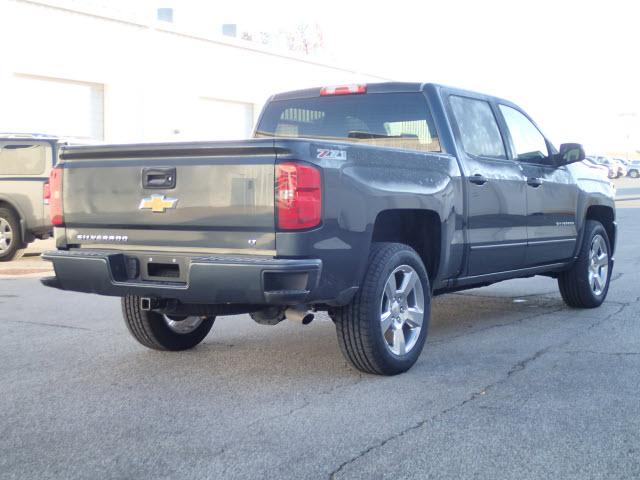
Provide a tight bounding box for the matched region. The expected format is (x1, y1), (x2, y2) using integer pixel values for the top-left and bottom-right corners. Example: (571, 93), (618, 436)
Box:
(175, 0), (639, 156)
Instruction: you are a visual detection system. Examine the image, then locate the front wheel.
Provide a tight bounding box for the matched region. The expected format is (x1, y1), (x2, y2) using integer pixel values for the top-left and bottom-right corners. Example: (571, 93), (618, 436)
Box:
(558, 220), (612, 308)
(121, 296), (215, 350)
(0, 208), (26, 262)
(334, 242), (431, 375)
(629, 169), (639, 178)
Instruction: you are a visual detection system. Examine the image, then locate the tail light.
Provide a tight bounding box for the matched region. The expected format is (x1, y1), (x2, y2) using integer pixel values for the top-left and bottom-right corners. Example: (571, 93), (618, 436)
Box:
(320, 84), (366, 96)
(276, 162), (322, 230)
(49, 167), (64, 226)
(43, 181), (51, 205)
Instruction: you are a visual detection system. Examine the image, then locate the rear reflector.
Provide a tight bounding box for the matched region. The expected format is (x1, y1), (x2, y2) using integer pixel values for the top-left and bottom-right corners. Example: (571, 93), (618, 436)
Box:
(43, 181), (51, 205)
(49, 167), (64, 226)
(320, 84), (366, 96)
(276, 162), (322, 230)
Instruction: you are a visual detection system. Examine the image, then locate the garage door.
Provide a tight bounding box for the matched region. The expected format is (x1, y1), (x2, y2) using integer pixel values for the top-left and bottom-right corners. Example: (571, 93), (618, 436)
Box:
(194, 97), (254, 140)
(3, 74), (104, 140)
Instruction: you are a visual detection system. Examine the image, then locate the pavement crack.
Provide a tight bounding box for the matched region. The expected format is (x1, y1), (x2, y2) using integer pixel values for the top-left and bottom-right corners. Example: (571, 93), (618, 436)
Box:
(319, 372), (365, 396)
(328, 344), (552, 479)
(0, 318), (92, 331)
(246, 398), (312, 430)
(563, 350), (640, 356)
(610, 272), (624, 283)
(246, 374), (364, 430)
(429, 307), (564, 346)
(329, 303), (625, 479)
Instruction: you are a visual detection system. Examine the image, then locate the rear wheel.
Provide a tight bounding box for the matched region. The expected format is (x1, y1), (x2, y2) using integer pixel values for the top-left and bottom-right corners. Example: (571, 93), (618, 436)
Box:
(0, 207), (26, 262)
(558, 220), (612, 308)
(121, 296), (215, 350)
(334, 242), (431, 375)
(629, 169), (639, 178)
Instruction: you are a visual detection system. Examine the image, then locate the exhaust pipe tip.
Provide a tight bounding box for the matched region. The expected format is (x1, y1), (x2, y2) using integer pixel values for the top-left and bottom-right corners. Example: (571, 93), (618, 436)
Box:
(285, 307), (314, 325)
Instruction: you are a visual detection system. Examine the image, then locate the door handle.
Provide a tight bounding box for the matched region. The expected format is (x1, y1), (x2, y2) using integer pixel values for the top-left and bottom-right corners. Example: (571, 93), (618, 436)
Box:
(527, 177), (543, 188)
(142, 167), (176, 189)
(469, 174), (488, 185)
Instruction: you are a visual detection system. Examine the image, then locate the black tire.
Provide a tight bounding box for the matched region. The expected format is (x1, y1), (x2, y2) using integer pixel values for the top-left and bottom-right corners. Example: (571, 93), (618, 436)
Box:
(121, 295), (215, 351)
(558, 220), (612, 308)
(629, 169), (639, 178)
(334, 242), (431, 375)
(0, 207), (26, 262)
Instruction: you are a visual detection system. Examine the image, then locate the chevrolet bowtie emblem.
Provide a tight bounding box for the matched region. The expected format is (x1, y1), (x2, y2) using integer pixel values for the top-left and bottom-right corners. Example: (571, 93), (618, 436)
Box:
(138, 194), (178, 213)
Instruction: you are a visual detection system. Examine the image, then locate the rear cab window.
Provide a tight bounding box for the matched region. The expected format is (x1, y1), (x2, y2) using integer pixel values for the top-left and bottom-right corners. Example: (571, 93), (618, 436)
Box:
(255, 92), (441, 152)
(0, 142), (48, 176)
(448, 95), (506, 159)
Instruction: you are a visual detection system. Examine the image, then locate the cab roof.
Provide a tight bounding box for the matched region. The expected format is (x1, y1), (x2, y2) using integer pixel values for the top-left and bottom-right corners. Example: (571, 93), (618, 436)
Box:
(269, 82), (516, 108)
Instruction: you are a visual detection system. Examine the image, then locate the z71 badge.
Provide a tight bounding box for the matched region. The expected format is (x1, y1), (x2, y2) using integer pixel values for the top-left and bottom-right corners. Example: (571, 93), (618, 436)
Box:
(316, 149), (347, 160)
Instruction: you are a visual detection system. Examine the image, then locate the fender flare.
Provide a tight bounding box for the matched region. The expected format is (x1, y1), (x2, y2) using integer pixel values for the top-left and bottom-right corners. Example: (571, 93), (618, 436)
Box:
(574, 201), (615, 258)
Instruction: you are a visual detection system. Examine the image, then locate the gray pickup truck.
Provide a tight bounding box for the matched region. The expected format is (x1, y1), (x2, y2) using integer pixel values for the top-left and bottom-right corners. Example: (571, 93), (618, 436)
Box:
(42, 83), (616, 375)
(0, 135), (59, 261)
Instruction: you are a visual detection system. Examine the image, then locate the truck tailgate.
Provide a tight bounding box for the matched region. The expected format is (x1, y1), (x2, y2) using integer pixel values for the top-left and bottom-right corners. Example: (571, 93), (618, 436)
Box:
(58, 140), (277, 254)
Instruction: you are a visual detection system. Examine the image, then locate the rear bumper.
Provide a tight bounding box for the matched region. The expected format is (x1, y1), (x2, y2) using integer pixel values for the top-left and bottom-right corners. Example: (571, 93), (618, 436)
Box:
(41, 249), (322, 305)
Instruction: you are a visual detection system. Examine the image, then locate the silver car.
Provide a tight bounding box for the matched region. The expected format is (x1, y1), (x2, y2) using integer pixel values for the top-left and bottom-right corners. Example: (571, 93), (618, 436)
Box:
(0, 134), (59, 261)
(626, 160), (640, 178)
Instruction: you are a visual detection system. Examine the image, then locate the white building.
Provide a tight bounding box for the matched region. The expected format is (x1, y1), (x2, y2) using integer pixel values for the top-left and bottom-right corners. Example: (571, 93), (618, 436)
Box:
(0, 0), (386, 143)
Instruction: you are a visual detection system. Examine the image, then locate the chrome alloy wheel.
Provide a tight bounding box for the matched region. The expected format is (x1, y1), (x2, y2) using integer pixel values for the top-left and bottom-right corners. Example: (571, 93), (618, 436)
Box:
(163, 315), (205, 334)
(0, 218), (13, 253)
(588, 234), (609, 296)
(380, 265), (425, 356)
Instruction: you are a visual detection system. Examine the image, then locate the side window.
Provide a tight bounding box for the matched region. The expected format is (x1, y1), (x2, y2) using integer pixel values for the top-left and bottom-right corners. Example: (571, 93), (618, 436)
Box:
(0, 143), (47, 175)
(499, 105), (549, 162)
(449, 95), (506, 158)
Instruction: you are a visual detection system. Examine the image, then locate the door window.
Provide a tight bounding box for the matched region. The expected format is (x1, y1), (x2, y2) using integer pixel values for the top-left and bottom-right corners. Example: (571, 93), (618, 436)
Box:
(499, 105), (549, 162)
(449, 96), (506, 158)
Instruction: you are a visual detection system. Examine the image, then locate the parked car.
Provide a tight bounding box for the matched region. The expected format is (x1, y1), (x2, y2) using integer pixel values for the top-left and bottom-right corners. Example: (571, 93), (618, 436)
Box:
(615, 158), (629, 167)
(612, 158), (627, 178)
(588, 155), (625, 178)
(0, 134), (61, 261)
(41, 83), (616, 375)
(626, 160), (640, 178)
(583, 158), (611, 179)
(586, 155), (618, 179)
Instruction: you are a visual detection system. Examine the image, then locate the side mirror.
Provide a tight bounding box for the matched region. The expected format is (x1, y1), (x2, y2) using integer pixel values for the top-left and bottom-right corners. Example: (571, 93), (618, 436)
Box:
(555, 143), (585, 166)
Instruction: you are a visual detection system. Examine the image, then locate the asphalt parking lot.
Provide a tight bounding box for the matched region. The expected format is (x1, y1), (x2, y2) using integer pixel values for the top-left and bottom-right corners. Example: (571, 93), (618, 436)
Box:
(1, 180), (639, 479)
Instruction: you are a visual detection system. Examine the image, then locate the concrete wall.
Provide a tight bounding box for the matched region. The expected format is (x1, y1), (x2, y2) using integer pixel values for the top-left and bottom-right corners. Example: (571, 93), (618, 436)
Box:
(0, 0), (387, 143)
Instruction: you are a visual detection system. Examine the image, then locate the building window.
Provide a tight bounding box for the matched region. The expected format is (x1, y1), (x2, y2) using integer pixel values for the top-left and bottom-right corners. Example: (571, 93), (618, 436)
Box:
(157, 8), (173, 22)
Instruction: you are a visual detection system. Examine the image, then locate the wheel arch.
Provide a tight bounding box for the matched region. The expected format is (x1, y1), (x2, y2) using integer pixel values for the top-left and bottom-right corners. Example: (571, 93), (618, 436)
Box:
(585, 204), (616, 254)
(370, 209), (442, 285)
(0, 197), (27, 242)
